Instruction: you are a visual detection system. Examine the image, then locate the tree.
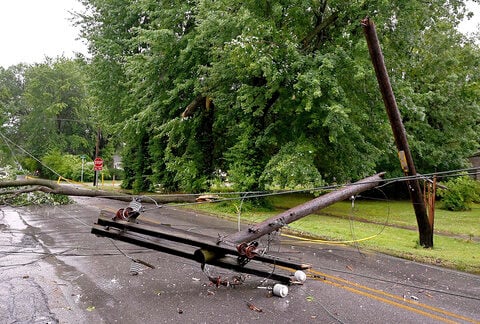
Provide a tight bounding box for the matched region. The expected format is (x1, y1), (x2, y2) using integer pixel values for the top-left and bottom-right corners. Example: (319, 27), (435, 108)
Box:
(0, 65), (27, 165)
(375, 1), (480, 174)
(76, 0), (480, 193)
(0, 58), (102, 179)
(21, 58), (93, 155)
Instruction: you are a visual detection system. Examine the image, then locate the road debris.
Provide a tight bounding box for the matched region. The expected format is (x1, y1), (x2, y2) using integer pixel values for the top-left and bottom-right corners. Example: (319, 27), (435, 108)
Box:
(294, 270), (307, 283)
(203, 265), (246, 287)
(206, 274), (245, 287)
(129, 261), (143, 275)
(247, 302), (263, 312)
(272, 284), (288, 297)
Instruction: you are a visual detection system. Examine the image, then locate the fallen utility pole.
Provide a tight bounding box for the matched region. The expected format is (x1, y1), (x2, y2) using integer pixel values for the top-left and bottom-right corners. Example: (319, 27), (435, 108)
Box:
(93, 173), (385, 282)
(361, 17), (433, 248)
(223, 172), (385, 245)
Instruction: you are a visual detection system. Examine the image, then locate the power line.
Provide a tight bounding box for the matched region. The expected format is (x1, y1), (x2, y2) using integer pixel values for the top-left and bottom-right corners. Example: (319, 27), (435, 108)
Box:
(0, 130), (67, 182)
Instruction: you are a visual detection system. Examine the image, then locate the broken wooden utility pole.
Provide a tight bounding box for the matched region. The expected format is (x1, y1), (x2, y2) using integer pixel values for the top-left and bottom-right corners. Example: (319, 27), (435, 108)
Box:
(223, 172), (385, 245)
(192, 172), (385, 265)
(361, 17), (433, 248)
(92, 173), (385, 282)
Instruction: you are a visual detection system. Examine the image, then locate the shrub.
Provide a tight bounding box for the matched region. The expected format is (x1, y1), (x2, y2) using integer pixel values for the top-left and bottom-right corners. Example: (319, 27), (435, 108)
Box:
(41, 151), (96, 182)
(437, 176), (480, 211)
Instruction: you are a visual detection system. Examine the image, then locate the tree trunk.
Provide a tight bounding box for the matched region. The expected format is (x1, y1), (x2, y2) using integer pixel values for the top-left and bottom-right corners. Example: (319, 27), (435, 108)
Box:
(0, 178), (198, 204)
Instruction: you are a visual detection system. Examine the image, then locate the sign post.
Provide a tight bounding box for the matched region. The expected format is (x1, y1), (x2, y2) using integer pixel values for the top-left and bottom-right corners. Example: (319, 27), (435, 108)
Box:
(80, 155), (87, 182)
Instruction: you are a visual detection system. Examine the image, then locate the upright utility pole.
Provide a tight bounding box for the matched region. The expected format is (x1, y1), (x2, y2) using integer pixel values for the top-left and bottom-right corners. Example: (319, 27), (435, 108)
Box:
(93, 128), (101, 187)
(361, 17), (433, 247)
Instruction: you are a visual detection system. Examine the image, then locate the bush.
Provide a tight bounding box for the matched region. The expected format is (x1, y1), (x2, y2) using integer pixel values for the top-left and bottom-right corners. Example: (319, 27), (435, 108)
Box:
(41, 151), (96, 182)
(437, 176), (480, 211)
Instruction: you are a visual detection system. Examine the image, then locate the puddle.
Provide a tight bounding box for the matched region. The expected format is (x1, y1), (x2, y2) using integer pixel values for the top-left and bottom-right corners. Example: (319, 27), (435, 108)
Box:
(1, 209), (28, 230)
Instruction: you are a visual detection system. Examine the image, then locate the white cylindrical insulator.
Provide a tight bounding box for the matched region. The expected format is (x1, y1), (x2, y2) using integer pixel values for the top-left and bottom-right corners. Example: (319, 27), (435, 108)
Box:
(272, 284), (288, 297)
(294, 270), (307, 283)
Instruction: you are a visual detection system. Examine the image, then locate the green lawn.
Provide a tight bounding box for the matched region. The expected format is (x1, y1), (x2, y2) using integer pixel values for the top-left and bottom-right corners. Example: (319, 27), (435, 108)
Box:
(186, 195), (480, 274)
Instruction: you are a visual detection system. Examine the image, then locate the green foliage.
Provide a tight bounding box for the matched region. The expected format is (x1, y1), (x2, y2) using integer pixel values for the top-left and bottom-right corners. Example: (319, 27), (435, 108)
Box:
(20, 58), (95, 157)
(438, 176), (480, 211)
(0, 165), (72, 206)
(41, 150), (95, 182)
(109, 167), (124, 180)
(0, 165), (16, 180)
(73, 0), (480, 193)
(20, 157), (40, 174)
(1, 58), (97, 175)
(260, 142), (323, 190)
(0, 65), (27, 165)
(120, 127), (153, 193)
(0, 191), (72, 206)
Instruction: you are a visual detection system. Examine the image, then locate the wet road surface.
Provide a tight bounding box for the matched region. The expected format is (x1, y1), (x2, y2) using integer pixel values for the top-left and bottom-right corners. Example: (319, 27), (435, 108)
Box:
(1, 197), (479, 323)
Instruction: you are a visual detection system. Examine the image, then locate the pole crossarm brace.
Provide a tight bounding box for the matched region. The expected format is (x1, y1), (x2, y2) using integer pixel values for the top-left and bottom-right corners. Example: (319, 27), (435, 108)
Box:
(92, 212), (309, 283)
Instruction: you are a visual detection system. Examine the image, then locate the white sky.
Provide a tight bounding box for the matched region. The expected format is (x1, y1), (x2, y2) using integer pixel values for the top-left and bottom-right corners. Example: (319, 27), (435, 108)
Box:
(0, 0), (88, 68)
(458, 1), (480, 35)
(0, 1), (479, 69)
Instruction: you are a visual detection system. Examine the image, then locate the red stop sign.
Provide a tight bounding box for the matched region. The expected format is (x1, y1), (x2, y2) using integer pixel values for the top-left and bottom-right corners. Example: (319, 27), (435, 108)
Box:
(94, 157), (103, 171)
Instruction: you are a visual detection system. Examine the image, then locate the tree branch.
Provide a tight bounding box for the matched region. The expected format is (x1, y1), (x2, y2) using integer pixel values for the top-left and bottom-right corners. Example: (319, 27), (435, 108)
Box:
(0, 179), (198, 203)
(301, 11), (339, 50)
(182, 95), (206, 118)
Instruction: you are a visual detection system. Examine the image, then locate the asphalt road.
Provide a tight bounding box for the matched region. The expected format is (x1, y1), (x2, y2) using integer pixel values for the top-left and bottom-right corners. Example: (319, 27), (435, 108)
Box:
(1, 196), (479, 323)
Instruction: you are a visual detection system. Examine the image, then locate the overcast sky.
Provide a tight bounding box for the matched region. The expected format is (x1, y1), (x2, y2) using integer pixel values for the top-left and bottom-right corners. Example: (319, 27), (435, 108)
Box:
(0, 0), (87, 68)
(0, 1), (479, 69)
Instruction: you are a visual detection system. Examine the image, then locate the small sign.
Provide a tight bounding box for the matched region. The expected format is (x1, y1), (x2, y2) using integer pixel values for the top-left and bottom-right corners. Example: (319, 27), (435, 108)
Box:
(397, 150), (409, 173)
(94, 157), (103, 171)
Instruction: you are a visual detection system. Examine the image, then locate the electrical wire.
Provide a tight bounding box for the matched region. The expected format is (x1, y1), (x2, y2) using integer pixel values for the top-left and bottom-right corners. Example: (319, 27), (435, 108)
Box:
(0, 131), (68, 182)
(2, 131), (480, 304)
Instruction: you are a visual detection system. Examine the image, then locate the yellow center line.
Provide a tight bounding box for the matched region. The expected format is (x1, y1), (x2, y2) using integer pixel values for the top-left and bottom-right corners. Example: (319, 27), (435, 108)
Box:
(308, 268), (479, 324)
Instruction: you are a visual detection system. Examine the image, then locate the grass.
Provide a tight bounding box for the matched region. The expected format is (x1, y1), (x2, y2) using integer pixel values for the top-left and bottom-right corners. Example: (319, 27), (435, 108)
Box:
(185, 194), (480, 274)
(77, 181), (480, 273)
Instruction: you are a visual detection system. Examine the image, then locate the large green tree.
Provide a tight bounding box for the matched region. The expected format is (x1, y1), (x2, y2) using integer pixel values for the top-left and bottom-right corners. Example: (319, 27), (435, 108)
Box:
(1, 58), (97, 172)
(24, 58), (92, 156)
(0, 65), (27, 165)
(77, 0), (480, 193)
